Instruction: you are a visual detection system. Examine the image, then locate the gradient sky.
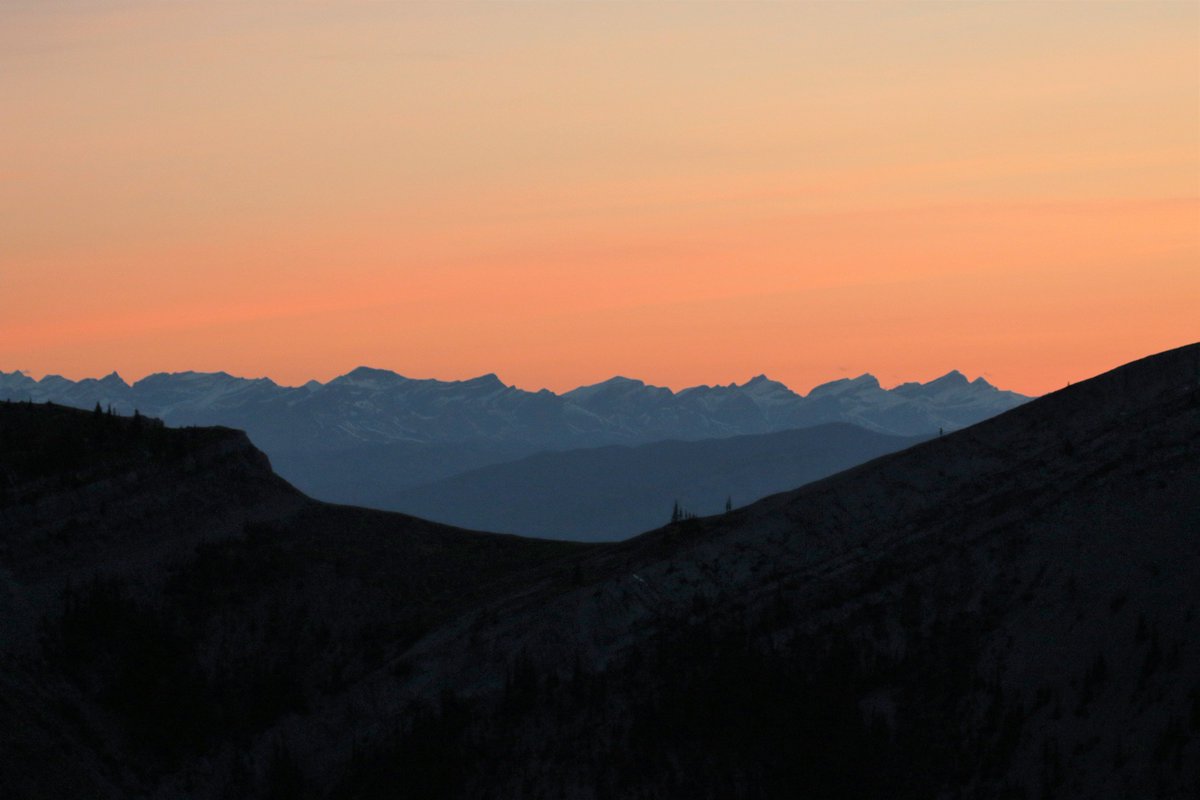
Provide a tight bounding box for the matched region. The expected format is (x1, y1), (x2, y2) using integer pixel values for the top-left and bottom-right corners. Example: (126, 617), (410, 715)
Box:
(2, 1), (1197, 395)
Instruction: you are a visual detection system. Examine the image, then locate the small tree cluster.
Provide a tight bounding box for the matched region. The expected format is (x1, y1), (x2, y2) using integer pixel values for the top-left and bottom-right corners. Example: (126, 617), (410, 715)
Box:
(670, 500), (698, 524)
(670, 497), (734, 524)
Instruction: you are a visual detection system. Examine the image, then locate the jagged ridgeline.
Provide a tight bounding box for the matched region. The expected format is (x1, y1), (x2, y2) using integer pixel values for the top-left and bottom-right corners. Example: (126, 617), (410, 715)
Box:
(0, 344), (1197, 799)
(0, 367), (1028, 518)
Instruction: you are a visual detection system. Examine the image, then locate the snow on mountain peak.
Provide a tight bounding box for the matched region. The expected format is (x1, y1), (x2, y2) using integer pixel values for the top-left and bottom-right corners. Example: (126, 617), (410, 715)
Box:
(0, 366), (1032, 448)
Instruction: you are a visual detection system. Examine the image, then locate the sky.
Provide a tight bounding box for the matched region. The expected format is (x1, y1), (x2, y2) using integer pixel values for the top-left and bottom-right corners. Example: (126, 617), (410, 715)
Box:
(1, 1), (1197, 395)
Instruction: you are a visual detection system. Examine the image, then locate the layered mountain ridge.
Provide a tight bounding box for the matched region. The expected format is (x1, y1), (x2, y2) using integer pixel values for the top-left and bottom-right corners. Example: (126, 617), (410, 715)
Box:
(0, 366), (1028, 512)
(0, 366), (1026, 444)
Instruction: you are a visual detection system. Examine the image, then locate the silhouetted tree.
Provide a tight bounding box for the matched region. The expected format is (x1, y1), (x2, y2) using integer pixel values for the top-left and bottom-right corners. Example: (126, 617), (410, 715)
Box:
(725, 496), (732, 513)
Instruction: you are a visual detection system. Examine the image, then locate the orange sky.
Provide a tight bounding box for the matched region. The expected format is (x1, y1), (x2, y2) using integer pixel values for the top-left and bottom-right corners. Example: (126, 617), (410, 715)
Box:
(2, 1), (1197, 395)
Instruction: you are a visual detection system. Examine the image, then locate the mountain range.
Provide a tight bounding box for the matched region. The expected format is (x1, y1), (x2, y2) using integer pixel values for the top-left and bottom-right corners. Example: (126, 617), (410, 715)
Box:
(0, 367), (1028, 517)
(0, 343), (1196, 798)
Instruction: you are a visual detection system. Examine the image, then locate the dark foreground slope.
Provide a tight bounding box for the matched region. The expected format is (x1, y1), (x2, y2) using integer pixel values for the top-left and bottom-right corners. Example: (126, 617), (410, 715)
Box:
(0, 402), (581, 798)
(392, 424), (927, 540)
(337, 343), (1199, 800)
(1, 344), (1197, 800)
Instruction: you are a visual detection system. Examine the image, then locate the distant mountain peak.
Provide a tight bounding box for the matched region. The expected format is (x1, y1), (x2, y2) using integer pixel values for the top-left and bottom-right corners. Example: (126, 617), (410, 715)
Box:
(739, 375), (796, 400)
(330, 366), (408, 389)
(37, 374), (73, 389)
(807, 373), (882, 398)
(563, 375), (658, 402)
(925, 370), (970, 389)
(580, 376), (647, 389)
(344, 366), (401, 380)
(463, 373), (505, 389)
(133, 370), (236, 384)
(0, 364), (1032, 454)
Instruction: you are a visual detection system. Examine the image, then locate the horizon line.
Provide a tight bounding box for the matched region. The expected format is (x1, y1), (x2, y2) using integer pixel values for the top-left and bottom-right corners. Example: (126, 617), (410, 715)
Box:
(1, 364), (1016, 398)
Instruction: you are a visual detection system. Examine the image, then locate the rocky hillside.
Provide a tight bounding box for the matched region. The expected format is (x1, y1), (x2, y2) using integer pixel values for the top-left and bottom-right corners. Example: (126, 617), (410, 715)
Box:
(357, 342), (1197, 799)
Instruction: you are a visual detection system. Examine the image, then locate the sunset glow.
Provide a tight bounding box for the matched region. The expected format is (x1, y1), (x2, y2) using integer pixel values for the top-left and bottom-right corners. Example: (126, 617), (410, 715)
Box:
(3, 1), (1197, 395)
